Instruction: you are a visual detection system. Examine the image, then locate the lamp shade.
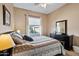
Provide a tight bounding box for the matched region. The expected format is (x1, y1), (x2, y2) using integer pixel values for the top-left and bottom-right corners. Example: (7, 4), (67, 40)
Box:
(0, 34), (15, 51)
(16, 30), (20, 34)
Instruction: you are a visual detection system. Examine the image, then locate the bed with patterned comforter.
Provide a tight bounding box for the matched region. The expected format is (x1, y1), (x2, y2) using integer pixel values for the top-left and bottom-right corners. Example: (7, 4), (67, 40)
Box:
(12, 36), (65, 56)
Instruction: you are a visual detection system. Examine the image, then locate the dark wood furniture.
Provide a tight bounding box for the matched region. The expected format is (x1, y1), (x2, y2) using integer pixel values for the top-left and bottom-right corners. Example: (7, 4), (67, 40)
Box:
(51, 20), (72, 50)
(50, 33), (71, 50)
(0, 48), (13, 56)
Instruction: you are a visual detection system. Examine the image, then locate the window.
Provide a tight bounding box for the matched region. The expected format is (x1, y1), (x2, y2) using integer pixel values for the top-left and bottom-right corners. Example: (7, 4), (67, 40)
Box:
(28, 16), (41, 36)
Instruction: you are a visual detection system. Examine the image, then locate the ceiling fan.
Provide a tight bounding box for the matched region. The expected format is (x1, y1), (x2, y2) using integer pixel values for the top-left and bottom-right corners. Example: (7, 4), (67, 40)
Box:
(34, 3), (50, 8)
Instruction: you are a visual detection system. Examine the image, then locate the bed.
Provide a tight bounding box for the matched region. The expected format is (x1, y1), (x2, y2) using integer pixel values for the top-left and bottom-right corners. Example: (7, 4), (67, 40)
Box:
(12, 36), (65, 56)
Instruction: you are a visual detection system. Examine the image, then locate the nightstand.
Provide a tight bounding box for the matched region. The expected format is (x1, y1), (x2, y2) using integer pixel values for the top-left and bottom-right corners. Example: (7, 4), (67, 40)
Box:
(0, 48), (13, 56)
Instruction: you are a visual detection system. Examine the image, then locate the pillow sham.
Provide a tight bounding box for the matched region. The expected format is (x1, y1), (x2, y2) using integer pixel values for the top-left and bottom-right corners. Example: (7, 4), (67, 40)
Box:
(10, 32), (25, 44)
(10, 32), (23, 39)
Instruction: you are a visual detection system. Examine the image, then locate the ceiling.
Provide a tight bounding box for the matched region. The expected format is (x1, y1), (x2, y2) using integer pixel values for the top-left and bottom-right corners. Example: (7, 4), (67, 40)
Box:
(14, 3), (66, 14)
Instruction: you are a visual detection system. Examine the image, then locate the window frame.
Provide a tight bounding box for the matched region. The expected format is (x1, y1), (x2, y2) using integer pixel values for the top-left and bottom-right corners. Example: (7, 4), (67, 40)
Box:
(27, 15), (42, 36)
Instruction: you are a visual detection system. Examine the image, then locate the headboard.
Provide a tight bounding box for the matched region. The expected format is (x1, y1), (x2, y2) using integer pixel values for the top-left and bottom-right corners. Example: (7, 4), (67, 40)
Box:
(0, 31), (14, 35)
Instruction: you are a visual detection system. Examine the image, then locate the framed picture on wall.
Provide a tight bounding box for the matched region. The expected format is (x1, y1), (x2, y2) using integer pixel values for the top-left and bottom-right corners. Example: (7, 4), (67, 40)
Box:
(3, 5), (11, 26)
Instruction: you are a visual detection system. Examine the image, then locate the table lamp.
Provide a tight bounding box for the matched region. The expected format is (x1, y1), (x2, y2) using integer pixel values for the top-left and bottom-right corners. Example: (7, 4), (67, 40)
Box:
(0, 34), (15, 51)
(16, 30), (20, 34)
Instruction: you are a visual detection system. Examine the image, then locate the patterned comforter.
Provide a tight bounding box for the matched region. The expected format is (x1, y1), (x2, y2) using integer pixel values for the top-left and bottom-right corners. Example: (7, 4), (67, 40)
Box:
(13, 36), (65, 56)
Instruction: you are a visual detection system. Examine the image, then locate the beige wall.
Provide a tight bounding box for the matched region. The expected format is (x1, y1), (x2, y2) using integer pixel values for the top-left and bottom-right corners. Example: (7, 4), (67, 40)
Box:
(14, 7), (48, 35)
(47, 3), (79, 36)
(0, 3), (14, 33)
(0, 3), (79, 37)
